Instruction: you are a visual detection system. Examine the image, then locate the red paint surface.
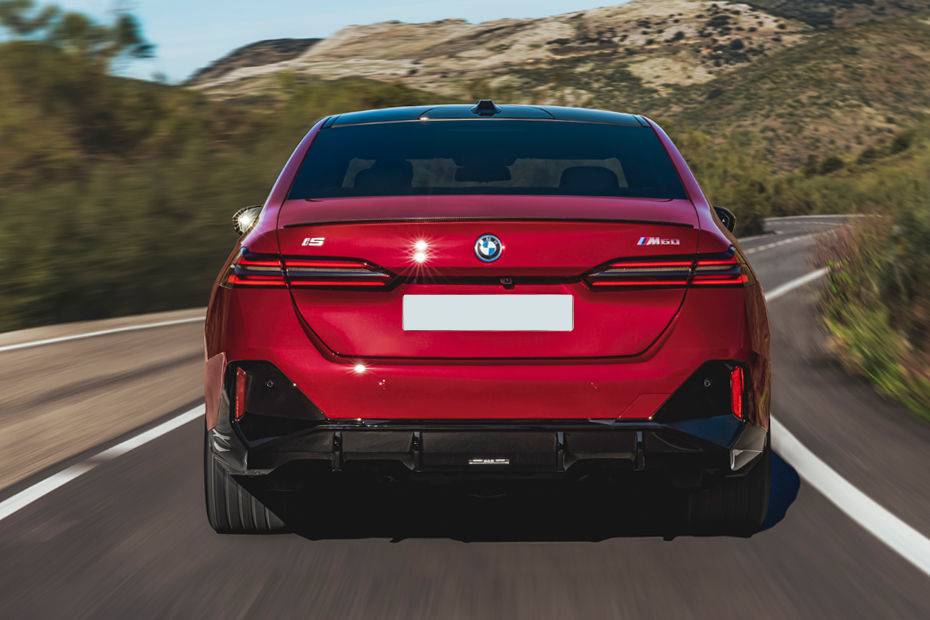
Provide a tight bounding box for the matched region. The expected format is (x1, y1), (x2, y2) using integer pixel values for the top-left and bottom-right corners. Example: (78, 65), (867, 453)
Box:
(203, 115), (770, 427)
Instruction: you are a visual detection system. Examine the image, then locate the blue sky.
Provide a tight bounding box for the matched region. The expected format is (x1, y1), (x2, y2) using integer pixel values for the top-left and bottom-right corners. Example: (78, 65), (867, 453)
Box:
(56, 1), (623, 82)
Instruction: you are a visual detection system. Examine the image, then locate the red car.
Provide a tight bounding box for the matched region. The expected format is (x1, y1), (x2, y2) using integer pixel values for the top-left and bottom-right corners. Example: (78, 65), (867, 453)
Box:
(203, 101), (771, 535)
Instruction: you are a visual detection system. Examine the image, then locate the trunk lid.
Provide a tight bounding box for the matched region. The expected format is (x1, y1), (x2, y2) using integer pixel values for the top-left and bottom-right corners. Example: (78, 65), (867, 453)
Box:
(277, 196), (698, 359)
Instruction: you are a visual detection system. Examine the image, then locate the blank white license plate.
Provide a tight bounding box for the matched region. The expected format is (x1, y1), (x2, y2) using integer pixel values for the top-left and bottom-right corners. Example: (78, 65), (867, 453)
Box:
(403, 295), (573, 332)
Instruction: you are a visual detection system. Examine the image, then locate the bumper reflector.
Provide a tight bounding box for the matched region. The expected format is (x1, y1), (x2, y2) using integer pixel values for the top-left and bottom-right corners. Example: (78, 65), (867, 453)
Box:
(730, 366), (745, 420)
(234, 367), (248, 420)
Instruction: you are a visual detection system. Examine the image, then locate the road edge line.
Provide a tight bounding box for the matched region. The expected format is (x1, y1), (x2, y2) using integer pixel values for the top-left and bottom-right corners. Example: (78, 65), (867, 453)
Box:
(0, 316), (206, 353)
(765, 268), (930, 577)
(764, 267), (828, 302)
(770, 417), (930, 576)
(0, 405), (204, 522)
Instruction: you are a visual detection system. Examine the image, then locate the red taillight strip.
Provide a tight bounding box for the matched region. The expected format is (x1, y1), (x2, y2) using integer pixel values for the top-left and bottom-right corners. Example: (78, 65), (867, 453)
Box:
(691, 273), (750, 286)
(284, 256), (393, 287)
(236, 257), (282, 268)
(289, 279), (389, 287)
(694, 258), (739, 267)
(586, 250), (749, 289)
(730, 366), (745, 420)
(226, 273), (286, 287)
(284, 259), (369, 269)
(606, 260), (694, 269)
(691, 256), (746, 286)
(588, 278), (690, 288)
(224, 251), (393, 288)
(223, 251), (287, 287)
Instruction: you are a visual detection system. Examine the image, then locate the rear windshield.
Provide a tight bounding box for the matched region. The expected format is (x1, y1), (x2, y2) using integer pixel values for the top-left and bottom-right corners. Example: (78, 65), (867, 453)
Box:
(288, 120), (687, 200)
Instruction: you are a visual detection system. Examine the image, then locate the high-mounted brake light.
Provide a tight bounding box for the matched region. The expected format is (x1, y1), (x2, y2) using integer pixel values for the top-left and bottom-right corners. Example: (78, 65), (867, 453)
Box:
(730, 365), (745, 420)
(223, 250), (394, 289)
(585, 249), (750, 288)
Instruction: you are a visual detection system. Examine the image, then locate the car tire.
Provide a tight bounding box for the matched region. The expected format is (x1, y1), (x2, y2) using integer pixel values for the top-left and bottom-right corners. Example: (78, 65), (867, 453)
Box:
(204, 430), (287, 534)
(687, 448), (771, 536)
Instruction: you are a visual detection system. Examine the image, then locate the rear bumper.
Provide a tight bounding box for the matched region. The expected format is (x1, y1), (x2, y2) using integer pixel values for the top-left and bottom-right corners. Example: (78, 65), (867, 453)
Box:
(209, 416), (767, 481)
(204, 285), (771, 424)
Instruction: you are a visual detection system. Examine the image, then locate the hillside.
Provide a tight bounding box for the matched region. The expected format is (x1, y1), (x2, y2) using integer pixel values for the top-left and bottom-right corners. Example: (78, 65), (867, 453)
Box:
(737, 0), (926, 27)
(188, 0), (930, 171)
(187, 38), (321, 84)
(190, 1), (812, 99)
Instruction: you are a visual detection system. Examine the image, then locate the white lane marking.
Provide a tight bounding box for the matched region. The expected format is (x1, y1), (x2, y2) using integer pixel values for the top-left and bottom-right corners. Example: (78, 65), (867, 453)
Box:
(0, 316), (205, 353)
(764, 214), (867, 221)
(764, 268), (828, 302)
(0, 406), (203, 523)
(746, 233), (815, 255)
(737, 233), (771, 243)
(765, 269), (930, 577)
(771, 418), (930, 577)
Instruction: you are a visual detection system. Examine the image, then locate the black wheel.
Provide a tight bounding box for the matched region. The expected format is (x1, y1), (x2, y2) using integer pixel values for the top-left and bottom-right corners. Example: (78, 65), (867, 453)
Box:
(687, 449), (771, 536)
(204, 430), (287, 534)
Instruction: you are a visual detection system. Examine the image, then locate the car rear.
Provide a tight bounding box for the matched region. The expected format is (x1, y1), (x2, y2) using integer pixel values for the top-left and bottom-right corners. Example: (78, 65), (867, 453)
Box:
(203, 104), (771, 535)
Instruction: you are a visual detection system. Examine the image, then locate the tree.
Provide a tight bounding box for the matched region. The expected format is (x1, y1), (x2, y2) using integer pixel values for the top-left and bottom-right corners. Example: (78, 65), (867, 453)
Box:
(0, 0), (58, 36)
(0, 0), (153, 67)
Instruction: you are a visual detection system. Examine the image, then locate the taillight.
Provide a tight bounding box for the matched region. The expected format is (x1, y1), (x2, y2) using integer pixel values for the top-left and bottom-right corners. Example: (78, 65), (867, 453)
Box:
(586, 249), (750, 288)
(730, 365), (745, 420)
(223, 250), (394, 288)
(691, 255), (750, 286)
(585, 259), (693, 288)
(284, 257), (393, 288)
(224, 252), (286, 287)
(234, 367), (248, 420)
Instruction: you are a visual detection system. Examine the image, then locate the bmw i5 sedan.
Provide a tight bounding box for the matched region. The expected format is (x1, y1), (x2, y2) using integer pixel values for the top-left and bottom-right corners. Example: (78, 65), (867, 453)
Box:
(203, 101), (771, 535)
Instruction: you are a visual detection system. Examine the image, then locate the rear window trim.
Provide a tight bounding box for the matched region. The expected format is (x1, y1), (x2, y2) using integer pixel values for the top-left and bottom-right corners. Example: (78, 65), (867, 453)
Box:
(323, 117), (648, 129)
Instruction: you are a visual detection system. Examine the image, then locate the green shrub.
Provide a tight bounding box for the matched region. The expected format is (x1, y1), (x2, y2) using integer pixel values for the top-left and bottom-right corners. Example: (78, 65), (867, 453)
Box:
(819, 213), (930, 418)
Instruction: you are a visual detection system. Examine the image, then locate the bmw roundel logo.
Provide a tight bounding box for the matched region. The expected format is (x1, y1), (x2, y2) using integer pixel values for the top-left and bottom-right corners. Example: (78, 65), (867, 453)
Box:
(474, 234), (503, 262)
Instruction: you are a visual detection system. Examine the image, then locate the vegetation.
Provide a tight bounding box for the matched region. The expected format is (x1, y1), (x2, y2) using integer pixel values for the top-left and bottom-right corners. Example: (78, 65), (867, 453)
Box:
(817, 124), (930, 417)
(0, 0), (153, 66)
(0, 37), (437, 331)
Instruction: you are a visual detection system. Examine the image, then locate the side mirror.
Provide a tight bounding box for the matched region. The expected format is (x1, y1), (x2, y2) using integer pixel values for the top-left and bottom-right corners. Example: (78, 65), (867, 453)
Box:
(714, 206), (737, 232)
(233, 205), (262, 235)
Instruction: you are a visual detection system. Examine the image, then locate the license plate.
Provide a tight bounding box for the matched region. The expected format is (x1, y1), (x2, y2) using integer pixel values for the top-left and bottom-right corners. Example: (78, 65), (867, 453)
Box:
(403, 295), (573, 332)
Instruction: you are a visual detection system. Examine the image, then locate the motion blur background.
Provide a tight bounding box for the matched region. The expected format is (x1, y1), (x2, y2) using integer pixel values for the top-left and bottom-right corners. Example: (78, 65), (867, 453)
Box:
(1, 0), (926, 416)
(1, 2), (930, 617)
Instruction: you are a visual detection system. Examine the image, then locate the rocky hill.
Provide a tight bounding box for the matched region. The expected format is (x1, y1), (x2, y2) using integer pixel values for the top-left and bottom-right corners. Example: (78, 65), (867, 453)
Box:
(187, 0), (930, 170)
(187, 38), (321, 84)
(189, 1), (810, 99)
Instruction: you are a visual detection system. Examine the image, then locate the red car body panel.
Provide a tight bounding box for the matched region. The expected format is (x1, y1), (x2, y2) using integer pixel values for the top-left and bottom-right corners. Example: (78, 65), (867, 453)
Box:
(203, 112), (770, 433)
(278, 212), (699, 359)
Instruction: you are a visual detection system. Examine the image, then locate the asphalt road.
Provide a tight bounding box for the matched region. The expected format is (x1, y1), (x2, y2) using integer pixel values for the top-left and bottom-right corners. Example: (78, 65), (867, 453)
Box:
(1, 217), (928, 618)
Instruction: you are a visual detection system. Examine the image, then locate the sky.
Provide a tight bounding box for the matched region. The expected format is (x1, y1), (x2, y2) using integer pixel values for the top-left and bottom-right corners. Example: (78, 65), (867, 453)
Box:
(55, 1), (623, 82)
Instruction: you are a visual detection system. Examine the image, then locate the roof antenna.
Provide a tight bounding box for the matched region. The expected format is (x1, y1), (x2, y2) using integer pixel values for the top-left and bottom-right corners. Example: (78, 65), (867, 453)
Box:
(471, 99), (502, 116)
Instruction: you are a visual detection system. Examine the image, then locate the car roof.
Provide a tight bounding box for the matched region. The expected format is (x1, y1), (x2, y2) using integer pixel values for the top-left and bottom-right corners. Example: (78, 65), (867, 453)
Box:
(325, 102), (647, 128)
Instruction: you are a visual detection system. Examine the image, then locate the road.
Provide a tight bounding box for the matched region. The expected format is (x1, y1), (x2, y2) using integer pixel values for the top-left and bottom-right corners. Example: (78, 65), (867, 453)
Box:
(0, 217), (928, 618)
